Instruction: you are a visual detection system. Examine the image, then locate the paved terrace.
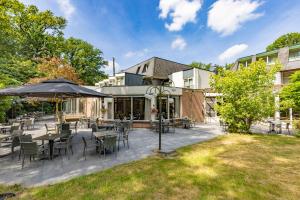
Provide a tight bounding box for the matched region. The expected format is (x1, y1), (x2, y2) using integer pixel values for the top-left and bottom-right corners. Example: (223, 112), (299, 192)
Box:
(0, 119), (223, 187)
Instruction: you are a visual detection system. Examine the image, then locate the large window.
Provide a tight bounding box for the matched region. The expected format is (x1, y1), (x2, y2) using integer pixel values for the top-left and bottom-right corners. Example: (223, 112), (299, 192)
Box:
(133, 97), (145, 120)
(114, 97), (146, 120)
(114, 97), (131, 120)
(289, 50), (300, 61)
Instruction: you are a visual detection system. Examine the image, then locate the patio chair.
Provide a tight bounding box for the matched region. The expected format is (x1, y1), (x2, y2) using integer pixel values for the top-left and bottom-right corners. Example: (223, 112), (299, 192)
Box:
(81, 136), (103, 160)
(24, 118), (34, 130)
(45, 124), (56, 134)
(117, 127), (129, 150)
(20, 141), (47, 169)
(9, 124), (20, 135)
(102, 135), (117, 158)
(286, 122), (291, 135)
(91, 123), (99, 139)
(54, 135), (73, 159)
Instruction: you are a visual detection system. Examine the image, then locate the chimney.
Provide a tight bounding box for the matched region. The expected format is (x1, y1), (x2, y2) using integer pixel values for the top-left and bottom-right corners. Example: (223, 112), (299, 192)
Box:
(113, 57), (116, 76)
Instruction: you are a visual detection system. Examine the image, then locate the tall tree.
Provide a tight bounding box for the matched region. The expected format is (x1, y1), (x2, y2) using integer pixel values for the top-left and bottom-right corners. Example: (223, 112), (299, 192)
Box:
(211, 60), (280, 133)
(28, 57), (83, 84)
(266, 32), (300, 51)
(62, 37), (107, 85)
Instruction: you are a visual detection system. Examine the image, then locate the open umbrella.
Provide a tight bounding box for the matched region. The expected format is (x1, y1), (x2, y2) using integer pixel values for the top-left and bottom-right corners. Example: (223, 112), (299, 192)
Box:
(0, 78), (109, 122)
(0, 78), (107, 98)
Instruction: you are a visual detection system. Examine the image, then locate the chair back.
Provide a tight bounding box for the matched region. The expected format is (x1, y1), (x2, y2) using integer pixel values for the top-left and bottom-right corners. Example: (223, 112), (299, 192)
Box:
(91, 123), (98, 133)
(19, 134), (32, 143)
(21, 142), (38, 155)
(10, 125), (20, 134)
(12, 129), (24, 136)
(103, 135), (117, 147)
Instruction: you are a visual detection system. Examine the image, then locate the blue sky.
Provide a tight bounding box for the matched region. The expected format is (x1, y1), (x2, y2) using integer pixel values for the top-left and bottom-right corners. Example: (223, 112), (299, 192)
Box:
(21, 0), (300, 75)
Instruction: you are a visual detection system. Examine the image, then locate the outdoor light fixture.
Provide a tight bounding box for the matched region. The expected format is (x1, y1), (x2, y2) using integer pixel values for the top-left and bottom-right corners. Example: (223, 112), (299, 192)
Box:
(146, 79), (174, 151)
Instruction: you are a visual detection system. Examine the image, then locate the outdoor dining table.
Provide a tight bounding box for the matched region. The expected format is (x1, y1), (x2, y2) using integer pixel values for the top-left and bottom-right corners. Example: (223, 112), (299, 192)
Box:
(33, 134), (62, 160)
(93, 131), (117, 140)
(0, 134), (10, 147)
(98, 124), (114, 130)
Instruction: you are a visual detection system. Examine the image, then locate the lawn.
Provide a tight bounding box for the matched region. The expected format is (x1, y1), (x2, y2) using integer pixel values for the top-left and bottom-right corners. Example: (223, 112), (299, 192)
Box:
(1, 134), (300, 199)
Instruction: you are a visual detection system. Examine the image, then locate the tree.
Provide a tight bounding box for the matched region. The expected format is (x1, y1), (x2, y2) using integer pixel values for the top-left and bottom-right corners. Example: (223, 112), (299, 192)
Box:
(280, 71), (300, 112)
(266, 32), (300, 51)
(28, 57), (83, 84)
(62, 37), (107, 85)
(190, 62), (212, 70)
(210, 60), (280, 133)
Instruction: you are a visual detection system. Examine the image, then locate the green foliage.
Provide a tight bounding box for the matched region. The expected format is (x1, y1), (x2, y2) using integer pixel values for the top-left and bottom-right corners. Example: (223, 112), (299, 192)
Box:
(62, 37), (107, 85)
(190, 62), (234, 72)
(266, 32), (300, 51)
(210, 60), (281, 133)
(280, 71), (300, 111)
(0, 0), (107, 121)
(190, 62), (212, 70)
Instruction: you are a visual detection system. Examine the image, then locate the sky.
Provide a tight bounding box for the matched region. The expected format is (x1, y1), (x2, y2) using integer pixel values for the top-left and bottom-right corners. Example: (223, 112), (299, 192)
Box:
(20, 0), (300, 75)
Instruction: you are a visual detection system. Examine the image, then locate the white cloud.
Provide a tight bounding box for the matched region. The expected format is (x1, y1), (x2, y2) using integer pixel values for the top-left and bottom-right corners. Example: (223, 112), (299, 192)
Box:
(56, 0), (75, 19)
(208, 0), (263, 36)
(159, 0), (203, 32)
(219, 44), (248, 61)
(124, 49), (149, 58)
(171, 36), (187, 50)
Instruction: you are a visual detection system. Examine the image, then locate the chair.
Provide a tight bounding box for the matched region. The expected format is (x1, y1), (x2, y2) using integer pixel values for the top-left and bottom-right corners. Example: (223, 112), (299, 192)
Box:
(286, 122), (291, 135)
(45, 124), (56, 134)
(102, 135), (117, 158)
(91, 123), (99, 139)
(54, 135), (73, 159)
(117, 128), (129, 150)
(20, 141), (47, 169)
(81, 136), (103, 160)
(24, 119), (34, 130)
(10, 125), (20, 135)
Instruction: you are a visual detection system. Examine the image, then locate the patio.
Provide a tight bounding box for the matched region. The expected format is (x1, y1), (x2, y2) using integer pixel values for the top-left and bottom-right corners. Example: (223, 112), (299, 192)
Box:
(0, 117), (222, 187)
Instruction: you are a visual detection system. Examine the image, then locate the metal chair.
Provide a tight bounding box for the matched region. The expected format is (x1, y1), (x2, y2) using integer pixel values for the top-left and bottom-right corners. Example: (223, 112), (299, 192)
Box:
(45, 124), (56, 134)
(102, 135), (117, 158)
(54, 135), (73, 159)
(117, 128), (129, 150)
(20, 141), (47, 169)
(91, 123), (99, 139)
(81, 136), (103, 160)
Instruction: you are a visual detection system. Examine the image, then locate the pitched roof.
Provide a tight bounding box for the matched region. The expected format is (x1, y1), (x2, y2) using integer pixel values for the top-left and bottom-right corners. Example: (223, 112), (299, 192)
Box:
(122, 57), (191, 79)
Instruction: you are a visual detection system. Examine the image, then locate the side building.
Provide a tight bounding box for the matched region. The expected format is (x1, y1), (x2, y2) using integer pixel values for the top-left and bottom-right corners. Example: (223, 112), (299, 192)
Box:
(64, 57), (216, 127)
(234, 44), (300, 120)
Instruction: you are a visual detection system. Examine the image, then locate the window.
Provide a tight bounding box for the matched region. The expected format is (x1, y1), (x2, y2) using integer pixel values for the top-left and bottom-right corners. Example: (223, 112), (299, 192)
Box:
(267, 56), (277, 65)
(114, 97), (131, 120)
(136, 66), (141, 74)
(289, 50), (300, 61)
(142, 64), (149, 73)
(184, 78), (193, 88)
(133, 97), (145, 120)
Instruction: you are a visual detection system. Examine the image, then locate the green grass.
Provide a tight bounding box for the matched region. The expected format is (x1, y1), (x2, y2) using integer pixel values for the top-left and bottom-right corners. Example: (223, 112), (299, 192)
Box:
(2, 134), (300, 199)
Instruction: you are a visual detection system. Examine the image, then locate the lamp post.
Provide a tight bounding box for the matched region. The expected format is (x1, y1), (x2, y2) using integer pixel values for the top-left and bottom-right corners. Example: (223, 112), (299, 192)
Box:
(146, 80), (172, 151)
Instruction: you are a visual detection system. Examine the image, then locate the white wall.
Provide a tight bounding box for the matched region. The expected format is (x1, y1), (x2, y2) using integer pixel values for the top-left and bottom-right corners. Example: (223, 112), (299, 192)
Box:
(169, 71), (184, 88)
